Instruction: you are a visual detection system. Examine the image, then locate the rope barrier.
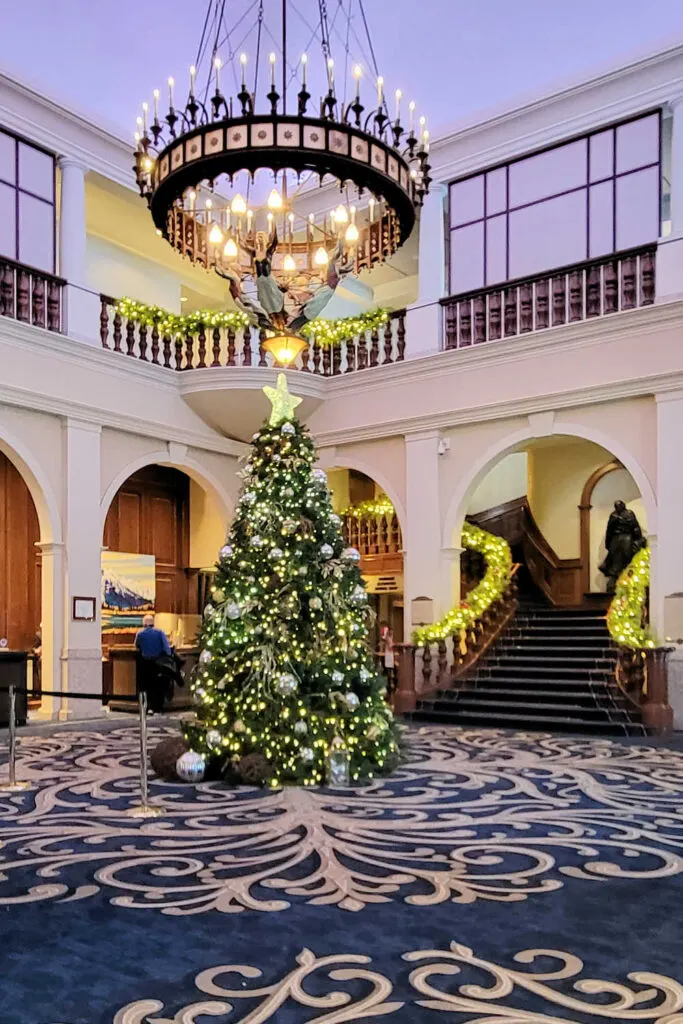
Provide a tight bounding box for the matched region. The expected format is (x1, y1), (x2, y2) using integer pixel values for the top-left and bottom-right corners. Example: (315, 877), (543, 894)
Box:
(0, 686), (164, 815)
(0, 686), (137, 701)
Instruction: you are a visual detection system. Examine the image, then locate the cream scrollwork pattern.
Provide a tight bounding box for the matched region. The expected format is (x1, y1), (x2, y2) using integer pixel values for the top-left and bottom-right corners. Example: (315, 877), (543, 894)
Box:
(3, 725), (683, 914)
(405, 942), (683, 1021)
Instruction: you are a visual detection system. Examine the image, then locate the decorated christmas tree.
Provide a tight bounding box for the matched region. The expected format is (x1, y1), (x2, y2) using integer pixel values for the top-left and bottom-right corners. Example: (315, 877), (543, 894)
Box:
(185, 373), (398, 787)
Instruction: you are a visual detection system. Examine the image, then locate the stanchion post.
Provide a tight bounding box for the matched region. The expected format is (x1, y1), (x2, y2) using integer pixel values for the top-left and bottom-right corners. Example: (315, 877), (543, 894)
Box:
(0, 685), (32, 792)
(127, 691), (162, 818)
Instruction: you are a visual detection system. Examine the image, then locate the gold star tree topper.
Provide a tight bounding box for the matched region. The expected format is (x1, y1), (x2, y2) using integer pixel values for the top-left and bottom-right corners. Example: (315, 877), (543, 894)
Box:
(263, 372), (303, 426)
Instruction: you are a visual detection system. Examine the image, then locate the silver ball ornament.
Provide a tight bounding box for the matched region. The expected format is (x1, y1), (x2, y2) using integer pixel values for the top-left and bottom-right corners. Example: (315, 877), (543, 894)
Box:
(284, 487), (294, 497)
(359, 667), (372, 683)
(344, 691), (360, 710)
(294, 719), (308, 735)
(250, 535), (263, 548)
(300, 746), (315, 763)
(298, 566), (308, 576)
(311, 468), (328, 485)
(225, 601), (241, 620)
(331, 670), (345, 685)
(206, 729), (222, 750)
(272, 453), (281, 463)
(330, 513), (342, 527)
(242, 491), (257, 506)
(219, 544), (233, 560)
(275, 672), (298, 696)
(199, 650), (213, 665)
(350, 584), (368, 604)
(309, 596), (323, 611)
(341, 547), (361, 564)
(269, 547), (284, 561)
(176, 751), (206, 783)
(320, 543), (334, 560)
(203, 604), (215, 619)
(281, 422), (295, 435)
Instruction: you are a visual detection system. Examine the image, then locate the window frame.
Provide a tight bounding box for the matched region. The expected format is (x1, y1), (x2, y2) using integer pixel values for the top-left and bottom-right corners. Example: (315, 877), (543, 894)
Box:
(0, 125), (57, 275)
(446, 108), (662, 298)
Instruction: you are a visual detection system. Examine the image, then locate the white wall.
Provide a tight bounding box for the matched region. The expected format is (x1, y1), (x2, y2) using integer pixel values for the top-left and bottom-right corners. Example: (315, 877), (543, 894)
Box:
(468, 452), (527, 514)
(86, 235), (182, 311)
(589, 468), (647, 592)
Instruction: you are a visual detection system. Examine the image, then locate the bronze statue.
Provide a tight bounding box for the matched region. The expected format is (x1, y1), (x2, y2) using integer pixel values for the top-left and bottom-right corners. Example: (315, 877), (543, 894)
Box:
(599, 500), (645, 593)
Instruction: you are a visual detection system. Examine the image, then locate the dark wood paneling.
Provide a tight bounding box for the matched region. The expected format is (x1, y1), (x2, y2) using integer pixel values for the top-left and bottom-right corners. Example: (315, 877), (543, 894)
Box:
(0, 451), (41, 649)
(103, 466), (195, 629)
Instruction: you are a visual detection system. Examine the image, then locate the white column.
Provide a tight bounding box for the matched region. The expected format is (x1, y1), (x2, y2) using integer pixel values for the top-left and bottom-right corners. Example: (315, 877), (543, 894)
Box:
(440, 545), (463, 615)
(405, 184), (447, 357)
(656, 97), (683, 301)
(403, 430), (443, 636)
(653, 391), (683, 639)
(58, 157), (100, 344)
(34, 541), (66, 721)
(61, 420), (103, 718)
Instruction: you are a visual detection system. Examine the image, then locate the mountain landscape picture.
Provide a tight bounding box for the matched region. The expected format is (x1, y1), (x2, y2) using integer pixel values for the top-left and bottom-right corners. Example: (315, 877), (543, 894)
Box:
(101, 553), (155, 632)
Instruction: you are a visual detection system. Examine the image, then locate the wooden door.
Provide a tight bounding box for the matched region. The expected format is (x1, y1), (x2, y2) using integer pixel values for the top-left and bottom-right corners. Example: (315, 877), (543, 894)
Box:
(0, 451), (41, 649)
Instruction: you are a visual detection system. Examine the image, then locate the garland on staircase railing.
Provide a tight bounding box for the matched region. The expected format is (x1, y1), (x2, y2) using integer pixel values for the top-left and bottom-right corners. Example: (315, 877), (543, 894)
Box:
(413, 524), (513, 645)
(606, 546), (656, 649)
(341, 495), (395, 518)
(114, 298), (390, 347)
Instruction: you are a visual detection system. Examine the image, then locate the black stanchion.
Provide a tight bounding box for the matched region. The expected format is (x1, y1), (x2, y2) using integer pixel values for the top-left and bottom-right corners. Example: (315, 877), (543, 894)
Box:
(127, 691), (162, 818)
(0, 685), (32, 792)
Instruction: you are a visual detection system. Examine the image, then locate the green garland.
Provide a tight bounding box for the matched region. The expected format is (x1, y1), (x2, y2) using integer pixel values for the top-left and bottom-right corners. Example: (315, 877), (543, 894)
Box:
(606, 547), (656, 649)
(115, 297), (390, 347)
(116, 298), (250, 336)
(300, 308), (389, 346)
(341, 495), (395, 518)
(413, 524), (513, 644)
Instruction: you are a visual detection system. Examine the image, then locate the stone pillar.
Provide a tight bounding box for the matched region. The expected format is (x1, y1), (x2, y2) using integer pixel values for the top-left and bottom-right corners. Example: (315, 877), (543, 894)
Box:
(656, 97), (683, 301)
(404, 430), (443, 636)
(61, 420), (103, 718)
(405, 184), (447, 357)
(58, 157), (100, 344)
(440, 545), (463, 615)
(653, 391), (683, 638)
(34, 541), (66, 721)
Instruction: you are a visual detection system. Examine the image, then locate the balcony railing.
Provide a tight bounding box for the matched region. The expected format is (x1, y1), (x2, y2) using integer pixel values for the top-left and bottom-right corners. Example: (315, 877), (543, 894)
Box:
(440, 245), (656, 350)
(99, 297), (406, 374)
(0, 257), (64, 332)
(342, 510), (403, 557)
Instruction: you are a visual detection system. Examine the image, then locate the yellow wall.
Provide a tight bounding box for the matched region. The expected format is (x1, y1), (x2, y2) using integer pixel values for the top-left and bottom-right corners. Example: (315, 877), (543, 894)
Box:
(528, 440), (612, 558)
(327, 468), (351, 513)
(589, 468), (647, 591)
(189, 479), (228, 569)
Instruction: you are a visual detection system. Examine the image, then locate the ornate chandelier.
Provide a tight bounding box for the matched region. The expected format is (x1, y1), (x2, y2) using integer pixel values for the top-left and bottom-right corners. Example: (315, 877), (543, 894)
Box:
(133, 0), (430, 343)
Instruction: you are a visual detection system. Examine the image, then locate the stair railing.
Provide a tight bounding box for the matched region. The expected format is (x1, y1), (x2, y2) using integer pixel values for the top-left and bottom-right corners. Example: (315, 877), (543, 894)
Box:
(393, 567), (519, 714)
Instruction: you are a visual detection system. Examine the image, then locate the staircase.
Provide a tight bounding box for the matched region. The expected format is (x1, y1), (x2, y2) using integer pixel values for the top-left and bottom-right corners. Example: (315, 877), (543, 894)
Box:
(411, 603), (645, 736)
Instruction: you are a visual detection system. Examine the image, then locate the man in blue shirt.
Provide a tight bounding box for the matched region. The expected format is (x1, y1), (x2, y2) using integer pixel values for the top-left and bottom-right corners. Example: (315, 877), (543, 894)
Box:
(135, 615), (173, 713)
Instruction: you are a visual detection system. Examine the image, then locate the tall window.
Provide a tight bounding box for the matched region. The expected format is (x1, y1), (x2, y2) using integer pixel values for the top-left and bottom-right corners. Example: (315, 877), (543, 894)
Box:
(0, 128), (55, 274)
(448, 112), (660, 296)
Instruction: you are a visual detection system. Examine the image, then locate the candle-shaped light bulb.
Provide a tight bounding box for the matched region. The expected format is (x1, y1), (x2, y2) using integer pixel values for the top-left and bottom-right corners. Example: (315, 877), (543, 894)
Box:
(334, 203), (348, 224)
(314, 246), (329, 266)
(246, 209), (253, 232)
(168, 76), (175, 106)
(188, 189), (196, 212)
(283, 253), (296, 272)
(223, 237), (238, 260)
(300, 53), (308, 87)
(269, 52), (276, 88)
(267, 188), (283, 211)
(240, 52), (248, 88)
(136, 116), (143, 132)
(214, 57), (222, 91)
(189, 65), (196, 97)
(377, 76), (384, 107)
(395, 89), (402, 121)
(141, 102), (148, 133)
(153, 90), (159, 120)
(205, 198), (212, 211)
(209, 222), (224, 246)
(231, 193), (247, 215)
(327, 58), (335, 90)
(419, 115), (426, 133)
(354, 65), (362, 100)
(267, 211), (274, 226)
(368, 196), (375, 223)
(345, 222), (359, 243)
(409, 100), (416, 133)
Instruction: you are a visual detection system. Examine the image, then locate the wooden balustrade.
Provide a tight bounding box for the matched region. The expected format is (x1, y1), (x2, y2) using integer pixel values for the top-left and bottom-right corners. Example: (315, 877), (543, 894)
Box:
(441, 245), (656, 350)
(393, 571), (519, 714)
(615, 645), (674, 735)
(342, 511), (403, 558)
(99, 297), (406, 374)
(0, 257), (64, 332)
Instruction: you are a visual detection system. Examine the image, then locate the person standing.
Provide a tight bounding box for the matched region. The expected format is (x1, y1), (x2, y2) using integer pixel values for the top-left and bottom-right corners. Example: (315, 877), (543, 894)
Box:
(378, 621), (397, 697)
(135, 615), (173, 714)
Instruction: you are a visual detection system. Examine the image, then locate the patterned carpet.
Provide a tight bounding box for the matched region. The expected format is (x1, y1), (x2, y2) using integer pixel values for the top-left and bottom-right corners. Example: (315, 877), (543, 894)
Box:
(2, 723), (683, 1022)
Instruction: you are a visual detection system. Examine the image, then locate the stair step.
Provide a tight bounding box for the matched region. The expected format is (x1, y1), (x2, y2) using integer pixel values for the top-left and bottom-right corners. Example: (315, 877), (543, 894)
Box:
(410, 708), (644, 736)
(435, 698), (618, 718)
(452, 687), (609, 703)
(500, 645), (614, 655)
(462, 678), (601, 692)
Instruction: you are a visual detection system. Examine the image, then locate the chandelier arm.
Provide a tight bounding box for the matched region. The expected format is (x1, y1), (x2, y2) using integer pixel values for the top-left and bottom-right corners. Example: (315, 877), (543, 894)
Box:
(357, 0), (380, 76)
(194, 0), (218, 72)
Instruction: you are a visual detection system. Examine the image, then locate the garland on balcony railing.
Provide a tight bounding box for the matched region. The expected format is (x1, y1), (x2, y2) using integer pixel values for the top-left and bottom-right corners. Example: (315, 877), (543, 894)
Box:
(606, 547), (656, 649)
(300, 308), (389, 346)
(114, 298), (389, 347)
(341, 495), (395, 518)
(413, 524), (513, 644)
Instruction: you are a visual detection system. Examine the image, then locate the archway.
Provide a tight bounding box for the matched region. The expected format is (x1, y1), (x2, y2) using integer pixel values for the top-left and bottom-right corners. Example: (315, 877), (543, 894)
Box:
(443, 427), (654, 607)
(581, 462), (647, 594)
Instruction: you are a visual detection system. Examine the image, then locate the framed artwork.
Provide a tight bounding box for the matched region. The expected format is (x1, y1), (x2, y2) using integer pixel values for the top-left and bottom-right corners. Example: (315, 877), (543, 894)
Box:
(101, 552), (156, 634)
(72, 597), (96, 621)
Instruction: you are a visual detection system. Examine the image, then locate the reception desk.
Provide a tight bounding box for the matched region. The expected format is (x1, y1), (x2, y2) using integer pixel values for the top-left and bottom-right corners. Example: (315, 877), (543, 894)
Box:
(0, 651), (28, 725)
(104, 646), (198, 713)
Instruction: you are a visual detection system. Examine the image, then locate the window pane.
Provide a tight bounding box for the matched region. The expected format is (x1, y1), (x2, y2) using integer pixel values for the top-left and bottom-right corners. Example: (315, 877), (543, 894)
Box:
(18, 143), (54, 201)
(0, 182), (16, 259)
(616, 166), (659, 250)
(616, 114), (659, 174)
(509, 190), (587, 279)
(486, 214), (507, 284)
(450, 222), (484, 293)
(509, 139), (587, 208)
(486, 168), (506, 215)
(589, 130), (613, 182)
(18, 193), (54, 272)
(0, 132), (15, 184)
(589, 180), (614, 257)
(450, 175), (484, 226)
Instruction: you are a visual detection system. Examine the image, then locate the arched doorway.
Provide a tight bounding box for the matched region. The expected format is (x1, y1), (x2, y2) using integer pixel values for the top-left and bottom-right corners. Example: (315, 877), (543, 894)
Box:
(0, 450), (41, 651)
(581, 461), (647, 594)
(101, 463), (229, 702)
(327, 466), (404, 644)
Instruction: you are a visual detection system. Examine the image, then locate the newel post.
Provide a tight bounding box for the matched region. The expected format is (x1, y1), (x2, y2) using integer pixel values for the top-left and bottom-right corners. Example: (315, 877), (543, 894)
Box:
(642, 647), (674, 735)
(393, 642), (417, 714)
